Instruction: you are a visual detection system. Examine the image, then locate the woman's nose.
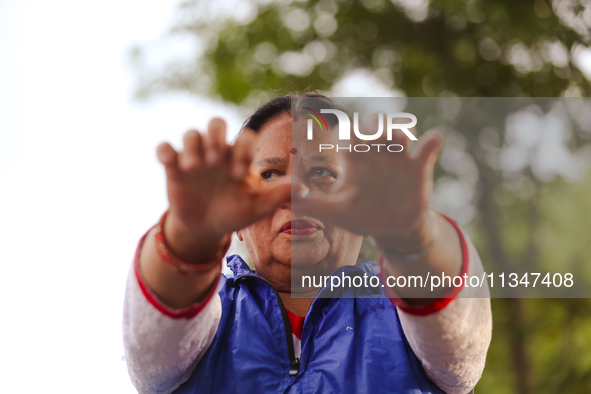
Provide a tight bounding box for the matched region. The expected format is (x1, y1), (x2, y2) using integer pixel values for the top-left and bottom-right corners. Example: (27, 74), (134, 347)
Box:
(285, 174), (310, 198)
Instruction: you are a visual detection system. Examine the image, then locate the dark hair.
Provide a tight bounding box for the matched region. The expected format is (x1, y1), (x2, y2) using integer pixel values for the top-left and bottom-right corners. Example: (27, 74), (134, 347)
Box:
(242, 91), (342, 133)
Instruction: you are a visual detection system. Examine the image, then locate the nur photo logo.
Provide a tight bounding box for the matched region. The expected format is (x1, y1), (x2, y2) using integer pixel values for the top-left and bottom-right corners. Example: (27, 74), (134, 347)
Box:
(304, 109), (418, 153)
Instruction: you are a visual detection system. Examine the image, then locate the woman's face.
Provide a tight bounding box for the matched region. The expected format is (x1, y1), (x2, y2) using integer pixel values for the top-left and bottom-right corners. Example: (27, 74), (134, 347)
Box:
(238, 112), (363, 294)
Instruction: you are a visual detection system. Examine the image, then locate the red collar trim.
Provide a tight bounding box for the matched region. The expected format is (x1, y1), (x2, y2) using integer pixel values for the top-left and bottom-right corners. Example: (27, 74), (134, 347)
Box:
(285, 308), (305, 339)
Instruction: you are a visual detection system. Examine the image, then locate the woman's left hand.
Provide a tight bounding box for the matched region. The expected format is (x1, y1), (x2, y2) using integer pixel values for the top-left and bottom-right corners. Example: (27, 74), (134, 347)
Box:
(292, 127), (443, 251)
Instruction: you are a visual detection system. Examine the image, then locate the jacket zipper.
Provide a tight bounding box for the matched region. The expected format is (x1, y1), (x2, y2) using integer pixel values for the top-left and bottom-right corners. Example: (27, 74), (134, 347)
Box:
(235, 274), (301, 376)
(236, 267), (373, 377)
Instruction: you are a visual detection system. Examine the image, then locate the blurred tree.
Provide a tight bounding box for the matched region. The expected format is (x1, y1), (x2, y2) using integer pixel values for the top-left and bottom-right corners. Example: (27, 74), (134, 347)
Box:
(130, 0), (591, 103)
(129, 1), (591, 393)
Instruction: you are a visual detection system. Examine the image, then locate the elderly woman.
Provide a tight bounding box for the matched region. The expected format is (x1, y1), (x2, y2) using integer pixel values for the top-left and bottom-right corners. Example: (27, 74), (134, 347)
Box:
(123, 94), (492, 394)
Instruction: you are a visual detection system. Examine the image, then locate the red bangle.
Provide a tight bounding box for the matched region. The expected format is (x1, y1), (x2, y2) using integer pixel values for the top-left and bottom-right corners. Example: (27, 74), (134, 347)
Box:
(155, 210), (231, 274)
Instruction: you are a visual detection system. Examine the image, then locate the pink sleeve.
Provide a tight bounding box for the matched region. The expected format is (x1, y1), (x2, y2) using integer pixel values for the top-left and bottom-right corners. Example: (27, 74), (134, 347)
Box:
(379, 214), (469, 315)
(382, 218), (492, 394)
(122, 230), (223, 394)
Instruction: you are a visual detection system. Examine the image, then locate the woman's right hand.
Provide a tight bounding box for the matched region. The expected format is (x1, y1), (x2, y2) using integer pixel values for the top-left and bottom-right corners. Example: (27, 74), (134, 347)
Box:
(156, 118), (290, 263)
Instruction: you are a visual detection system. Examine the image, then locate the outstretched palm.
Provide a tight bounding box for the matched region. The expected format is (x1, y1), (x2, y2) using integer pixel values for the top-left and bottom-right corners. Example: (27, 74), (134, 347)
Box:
(292, 129), (443, 245)
(158, 118), (290, 239)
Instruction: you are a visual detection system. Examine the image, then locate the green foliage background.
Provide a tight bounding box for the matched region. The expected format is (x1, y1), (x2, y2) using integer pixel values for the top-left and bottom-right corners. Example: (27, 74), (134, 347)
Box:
(130, 0), (591, 392)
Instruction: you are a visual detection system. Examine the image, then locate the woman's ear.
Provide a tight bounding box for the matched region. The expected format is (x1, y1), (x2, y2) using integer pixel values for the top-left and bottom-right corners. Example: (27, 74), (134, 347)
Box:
(237, 230), (244, 241)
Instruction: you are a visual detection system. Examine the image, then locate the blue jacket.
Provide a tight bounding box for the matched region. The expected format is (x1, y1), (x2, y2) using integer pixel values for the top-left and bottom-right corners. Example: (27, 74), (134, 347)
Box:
(174, 255), (445, 394)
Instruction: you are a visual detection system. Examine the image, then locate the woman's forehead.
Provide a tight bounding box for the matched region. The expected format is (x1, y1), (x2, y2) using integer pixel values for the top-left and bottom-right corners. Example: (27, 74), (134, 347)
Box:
(255, 112), (335, 155)
(253, 113), (291, 157)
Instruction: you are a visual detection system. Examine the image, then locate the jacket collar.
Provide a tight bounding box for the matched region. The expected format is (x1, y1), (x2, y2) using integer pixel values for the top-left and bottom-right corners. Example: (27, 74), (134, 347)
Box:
(226, 254), (380, 279)
(226, 254), (257, 278)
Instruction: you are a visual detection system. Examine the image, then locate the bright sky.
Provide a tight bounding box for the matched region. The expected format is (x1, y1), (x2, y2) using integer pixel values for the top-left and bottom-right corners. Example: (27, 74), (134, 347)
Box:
(0, 0), (240, 392)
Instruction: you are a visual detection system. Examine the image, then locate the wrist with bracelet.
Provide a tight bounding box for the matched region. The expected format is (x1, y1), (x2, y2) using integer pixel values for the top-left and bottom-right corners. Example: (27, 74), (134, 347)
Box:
(372, 208), (439, 262)
(155, 210), (232, 274)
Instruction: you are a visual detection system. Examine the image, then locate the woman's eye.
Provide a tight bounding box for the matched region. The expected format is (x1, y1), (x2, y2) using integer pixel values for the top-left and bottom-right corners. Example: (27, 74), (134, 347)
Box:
(313, 168), (327, 176)
(310, 167), (335, 179)
(261, 171), (280, 181)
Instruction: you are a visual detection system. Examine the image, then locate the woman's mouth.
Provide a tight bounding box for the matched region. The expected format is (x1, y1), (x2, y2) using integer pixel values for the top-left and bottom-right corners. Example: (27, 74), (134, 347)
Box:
(281, 220), (320, 236)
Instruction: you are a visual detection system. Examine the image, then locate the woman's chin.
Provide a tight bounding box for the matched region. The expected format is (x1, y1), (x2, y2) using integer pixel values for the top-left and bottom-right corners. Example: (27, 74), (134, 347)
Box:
(290, 244), (329, 267)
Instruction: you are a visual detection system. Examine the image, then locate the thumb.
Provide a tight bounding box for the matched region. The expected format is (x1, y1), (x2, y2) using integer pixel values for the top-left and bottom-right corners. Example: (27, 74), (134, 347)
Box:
(415, 129), (443, 171)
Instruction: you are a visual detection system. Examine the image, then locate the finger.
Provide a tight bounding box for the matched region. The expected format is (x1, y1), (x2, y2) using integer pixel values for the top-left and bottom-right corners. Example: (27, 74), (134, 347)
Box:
(179, 129), (203, 172)
(205, 117), (228, 166)
(356, 113), (411, 157)
(414, 129), (443, 172)
(231, 128), (258, 180)
(360, 112), (387, 141)
(346, 115), (383, 165)
(253, 177), (291, 217)
(156, 142), (181, 178)
(390, 127), (411, 152)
